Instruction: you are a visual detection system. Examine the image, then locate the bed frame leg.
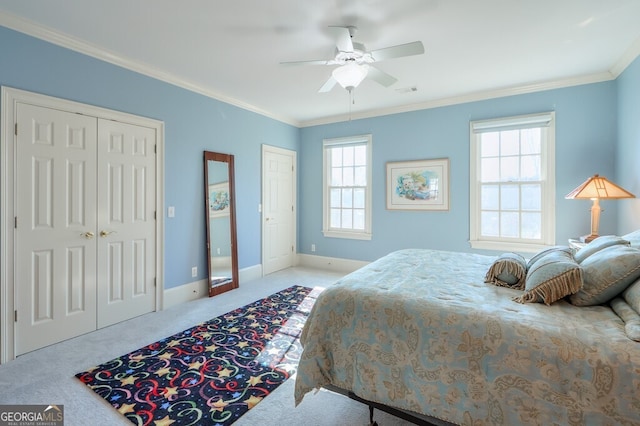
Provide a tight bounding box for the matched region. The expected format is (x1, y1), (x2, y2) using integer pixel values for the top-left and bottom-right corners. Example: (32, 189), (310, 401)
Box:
(369, 405), (378, 426)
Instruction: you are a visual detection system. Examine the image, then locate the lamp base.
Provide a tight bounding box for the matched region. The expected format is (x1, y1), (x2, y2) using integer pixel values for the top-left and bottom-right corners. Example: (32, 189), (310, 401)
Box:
(580, 234), (598, 243)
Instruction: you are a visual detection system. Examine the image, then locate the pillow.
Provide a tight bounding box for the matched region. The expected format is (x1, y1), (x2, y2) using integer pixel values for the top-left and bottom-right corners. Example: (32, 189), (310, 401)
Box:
(573, 235), (630, 263)
(610, 297), (640, 341)
(570, 245), (640, 306)
(622, 229), (640, 249)
(514, 249), (582, 305)
(526, 246), (573, 270)
(484, 253), (527, 289)
(622, 276), (640, 315)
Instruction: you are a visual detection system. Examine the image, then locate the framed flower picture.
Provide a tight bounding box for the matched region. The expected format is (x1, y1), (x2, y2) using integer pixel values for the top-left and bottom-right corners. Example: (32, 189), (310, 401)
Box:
(209, 182), (230, 217)
(386, 158), (449, 210)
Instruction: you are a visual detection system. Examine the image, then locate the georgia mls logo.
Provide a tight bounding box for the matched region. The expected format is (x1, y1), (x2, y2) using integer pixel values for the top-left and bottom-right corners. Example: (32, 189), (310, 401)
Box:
(0, 404), (64, 426)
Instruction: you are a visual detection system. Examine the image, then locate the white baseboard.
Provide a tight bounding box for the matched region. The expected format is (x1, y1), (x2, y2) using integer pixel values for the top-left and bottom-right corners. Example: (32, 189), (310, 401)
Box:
(239, 264), (262, 283)
(296, 253), (369, 273)
(162, 257), (365, 310)
(163, 278), (208, 309)
(163, 264), (264, 310)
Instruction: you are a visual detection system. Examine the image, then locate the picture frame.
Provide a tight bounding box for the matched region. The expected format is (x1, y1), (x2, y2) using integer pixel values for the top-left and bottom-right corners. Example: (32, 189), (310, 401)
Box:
(209, 182), (230, 218)
(386, 158), (450, 210)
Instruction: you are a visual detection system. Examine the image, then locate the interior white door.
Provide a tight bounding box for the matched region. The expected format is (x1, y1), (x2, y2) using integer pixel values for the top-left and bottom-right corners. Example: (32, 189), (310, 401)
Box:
(262, 146), (296, 275)
(96, 119), (156, 327)
(15, 103), (98, 355)
(14, 104), (158, 355)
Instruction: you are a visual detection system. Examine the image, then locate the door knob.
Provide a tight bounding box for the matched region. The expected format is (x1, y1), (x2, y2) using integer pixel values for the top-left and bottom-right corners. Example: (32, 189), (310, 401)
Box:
(81, 231), (95, 239)
(100, 230), (116, 238)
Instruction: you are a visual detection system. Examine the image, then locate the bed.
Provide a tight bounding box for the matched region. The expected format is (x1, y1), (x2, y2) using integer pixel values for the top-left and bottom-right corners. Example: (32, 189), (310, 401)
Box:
(294, 245), (640, 425)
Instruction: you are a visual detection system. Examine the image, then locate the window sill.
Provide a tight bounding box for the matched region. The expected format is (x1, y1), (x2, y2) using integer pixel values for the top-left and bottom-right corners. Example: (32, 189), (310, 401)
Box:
(323, 230), (372, 241)
(469, 239), (551, 253)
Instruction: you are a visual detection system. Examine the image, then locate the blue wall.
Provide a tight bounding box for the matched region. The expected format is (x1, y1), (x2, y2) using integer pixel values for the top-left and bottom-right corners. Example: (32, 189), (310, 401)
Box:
(2, 24), (636, 280)
(299, 83), (619, 261)
(0, 26), (299, 289)
(616, 56), (640, 233)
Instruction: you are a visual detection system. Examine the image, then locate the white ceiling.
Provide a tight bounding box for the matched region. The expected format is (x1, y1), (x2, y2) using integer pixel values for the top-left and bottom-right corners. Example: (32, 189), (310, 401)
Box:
(1, 0), (640, 127)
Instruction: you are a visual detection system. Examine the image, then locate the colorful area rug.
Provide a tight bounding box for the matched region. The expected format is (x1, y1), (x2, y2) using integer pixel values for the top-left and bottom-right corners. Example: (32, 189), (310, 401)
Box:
(76, 285), (322, 425)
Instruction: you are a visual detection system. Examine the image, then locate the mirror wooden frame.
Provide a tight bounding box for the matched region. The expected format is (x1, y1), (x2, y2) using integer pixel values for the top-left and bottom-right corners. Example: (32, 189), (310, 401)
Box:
(203, 151), (239, 297)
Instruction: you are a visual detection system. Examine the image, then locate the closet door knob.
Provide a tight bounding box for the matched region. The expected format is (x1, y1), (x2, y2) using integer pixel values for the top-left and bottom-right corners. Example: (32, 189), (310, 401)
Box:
(81, 231), (95, 239)
(100, 230), (116, 238)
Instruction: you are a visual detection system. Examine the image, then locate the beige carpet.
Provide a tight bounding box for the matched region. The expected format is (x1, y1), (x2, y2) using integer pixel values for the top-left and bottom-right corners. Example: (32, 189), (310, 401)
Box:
(0, 266), (416, 426)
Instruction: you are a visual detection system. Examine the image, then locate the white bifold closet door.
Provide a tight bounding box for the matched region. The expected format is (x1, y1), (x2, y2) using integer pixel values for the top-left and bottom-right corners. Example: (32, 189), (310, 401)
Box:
(15, 102), (156, 355)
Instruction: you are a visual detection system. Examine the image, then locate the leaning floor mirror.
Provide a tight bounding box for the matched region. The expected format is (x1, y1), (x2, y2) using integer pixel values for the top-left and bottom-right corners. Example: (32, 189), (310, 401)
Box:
(204, 151), (239, 297)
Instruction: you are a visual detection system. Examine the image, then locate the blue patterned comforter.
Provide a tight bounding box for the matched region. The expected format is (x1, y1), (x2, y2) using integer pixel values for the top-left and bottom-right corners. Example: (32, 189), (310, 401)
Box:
(294, 249), (640, 425)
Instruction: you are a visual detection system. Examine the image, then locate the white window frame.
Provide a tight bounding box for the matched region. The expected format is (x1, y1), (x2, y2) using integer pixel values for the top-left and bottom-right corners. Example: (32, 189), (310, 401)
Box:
(469, 112), (556, 252)
(322, 134), (372, 240)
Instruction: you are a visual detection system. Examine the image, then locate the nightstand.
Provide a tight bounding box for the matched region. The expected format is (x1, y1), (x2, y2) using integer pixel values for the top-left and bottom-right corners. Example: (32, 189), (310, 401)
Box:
(568, 239), (587, 250)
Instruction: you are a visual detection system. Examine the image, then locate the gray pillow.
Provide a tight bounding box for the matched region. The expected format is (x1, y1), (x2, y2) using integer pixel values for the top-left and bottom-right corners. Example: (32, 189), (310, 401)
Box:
(610, 297), (640, 342)
(514, 249), (583, 305)
(570, 245), (640, 306)
(485, 252), (527, 289)
(622, 229), (640, 249)
(526, 246), (573, 269)
(573, 235), (630, 263)
(622, 276), (640, 315)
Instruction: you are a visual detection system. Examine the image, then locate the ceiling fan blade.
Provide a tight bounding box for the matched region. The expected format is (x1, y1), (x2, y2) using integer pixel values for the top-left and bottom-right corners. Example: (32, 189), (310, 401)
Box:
(328, 26), (354, 52)
(318, 76), (338, 93)
(280, 59), (331, 66)
(370, 41), (425, 61)
(367, 66), (398, 87)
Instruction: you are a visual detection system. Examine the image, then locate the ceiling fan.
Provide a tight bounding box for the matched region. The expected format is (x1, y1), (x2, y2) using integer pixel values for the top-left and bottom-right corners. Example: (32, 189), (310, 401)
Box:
(281, 26), (425, 93)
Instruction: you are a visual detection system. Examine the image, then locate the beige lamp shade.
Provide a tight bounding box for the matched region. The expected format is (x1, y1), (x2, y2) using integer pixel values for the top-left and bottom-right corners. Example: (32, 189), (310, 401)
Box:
(565, 174), (635, 242)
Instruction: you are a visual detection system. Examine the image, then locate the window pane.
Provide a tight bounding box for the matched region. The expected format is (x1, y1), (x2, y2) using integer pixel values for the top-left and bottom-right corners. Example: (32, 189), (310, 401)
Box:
(472, 115), (552, 246)
(481, 211), (499, 236)
(481, 185), (499, 210)
(521, 212), (541, 239)
(342, 188), (353, 208)
(341, 209), (353, 228)
(331, 167), (342, 186)
(521, 184), (541, 210)
(323, 135), (371, 238)
(481, 158), (500, 182)
(481, 133), (499, 157)
(330, 208), (341, 228)
(521, 128), (541, 154)
(501, 185), (519, 211)
(331, 147), (342, 167)
(330, 188), (341, 208)
(353, 209), (365, 230)
(501, 130), (520, 156)
(343, 146), (354, 166)
(500, 157), (519, 181)
(354, 166), (366, 186)
(343, 166), (354, 186)
(354, 188), (365, 208)
(500, 212), (520, 238)
(354, 145), (366, 166)
(520, 155), (540, 180)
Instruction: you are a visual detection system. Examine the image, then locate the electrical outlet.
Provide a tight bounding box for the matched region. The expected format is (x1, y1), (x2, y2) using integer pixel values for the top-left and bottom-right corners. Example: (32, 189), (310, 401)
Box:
(311, 244), (316, 252)
(191, 266), (197, 277)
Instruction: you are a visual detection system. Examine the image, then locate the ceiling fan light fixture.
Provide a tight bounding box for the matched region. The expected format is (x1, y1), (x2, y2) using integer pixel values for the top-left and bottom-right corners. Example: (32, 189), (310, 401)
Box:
(332, 63), (369, 90)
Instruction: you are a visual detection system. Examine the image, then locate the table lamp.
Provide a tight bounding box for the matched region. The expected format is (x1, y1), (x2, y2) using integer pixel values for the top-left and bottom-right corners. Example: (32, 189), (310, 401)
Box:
(565, 174), (635, 243)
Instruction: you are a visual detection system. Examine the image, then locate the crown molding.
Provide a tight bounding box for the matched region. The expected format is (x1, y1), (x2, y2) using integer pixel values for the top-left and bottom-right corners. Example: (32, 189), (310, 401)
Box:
(2, 11), (636, 130)
(0, 12), (301, 128)
(300, 71), (616, 127)
(610, 35), (640, 78)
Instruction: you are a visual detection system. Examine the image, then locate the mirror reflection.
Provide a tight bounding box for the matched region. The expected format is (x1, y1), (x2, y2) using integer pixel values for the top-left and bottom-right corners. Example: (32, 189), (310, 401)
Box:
(204, 151), (238, 297)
